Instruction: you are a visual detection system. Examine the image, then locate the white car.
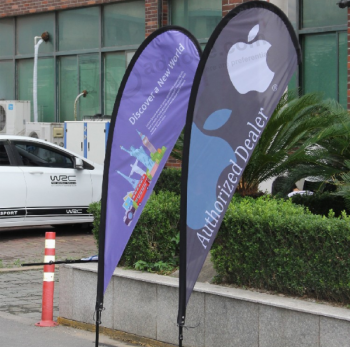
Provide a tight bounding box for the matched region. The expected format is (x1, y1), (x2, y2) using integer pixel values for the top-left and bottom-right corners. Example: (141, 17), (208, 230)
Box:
(0, 135), (103, 228)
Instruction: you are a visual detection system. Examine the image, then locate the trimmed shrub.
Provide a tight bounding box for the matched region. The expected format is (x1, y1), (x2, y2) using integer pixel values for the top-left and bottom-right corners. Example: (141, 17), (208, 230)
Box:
(153, 168), (181, 195)
(291, 192), (348, 217)
(88, 200), (101, 247)
(212, 196), (350, 303)
(88, 191), (180, 272)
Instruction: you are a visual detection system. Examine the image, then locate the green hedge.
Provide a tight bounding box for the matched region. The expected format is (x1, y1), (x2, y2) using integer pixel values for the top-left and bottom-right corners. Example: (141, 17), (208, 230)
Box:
(212, 196), (350, 303)
(153, 168), (182, 195)
(291, 192), (348, 217)
(90, 191), (350, 303)
(88, 191), (180, 272)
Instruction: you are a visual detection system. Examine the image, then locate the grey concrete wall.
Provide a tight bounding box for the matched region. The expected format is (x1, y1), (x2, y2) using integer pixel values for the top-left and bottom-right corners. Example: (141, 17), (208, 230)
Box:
(59, 264), (350, 347)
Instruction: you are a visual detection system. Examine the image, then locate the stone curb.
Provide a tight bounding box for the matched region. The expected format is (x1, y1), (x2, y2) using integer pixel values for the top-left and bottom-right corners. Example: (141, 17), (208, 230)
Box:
(57, 317), (177, 347)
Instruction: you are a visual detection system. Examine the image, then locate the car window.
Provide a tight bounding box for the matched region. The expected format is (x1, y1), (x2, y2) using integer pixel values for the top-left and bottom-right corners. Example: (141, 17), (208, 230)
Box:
(14, 141), (74, 168)
(0, 143), (10, 166)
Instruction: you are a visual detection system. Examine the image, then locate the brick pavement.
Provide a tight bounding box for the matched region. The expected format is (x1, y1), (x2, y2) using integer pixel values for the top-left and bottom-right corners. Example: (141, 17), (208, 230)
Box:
(0, 226), (98, 267)
(0, 226), (97, 321)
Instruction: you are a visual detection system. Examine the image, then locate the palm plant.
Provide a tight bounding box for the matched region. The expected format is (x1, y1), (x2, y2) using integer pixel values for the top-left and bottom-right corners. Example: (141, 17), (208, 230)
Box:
(238, 92), (350, 195)
(332, 160), (350, 209)
(171, 91), (350, 196)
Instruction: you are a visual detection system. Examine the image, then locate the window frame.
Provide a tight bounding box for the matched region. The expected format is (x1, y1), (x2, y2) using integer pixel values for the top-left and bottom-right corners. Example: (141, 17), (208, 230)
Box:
(291, 0), (347, 106)
(168, 0), (222, 44)
(0, 1), (145, 121)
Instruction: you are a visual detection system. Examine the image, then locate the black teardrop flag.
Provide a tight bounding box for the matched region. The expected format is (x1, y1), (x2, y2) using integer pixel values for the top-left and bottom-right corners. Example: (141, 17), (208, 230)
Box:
(178, 0), (301, 338)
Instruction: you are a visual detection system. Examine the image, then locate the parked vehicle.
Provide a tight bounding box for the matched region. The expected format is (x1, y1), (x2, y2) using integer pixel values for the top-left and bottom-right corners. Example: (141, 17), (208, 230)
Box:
(0, 135), (103, 228)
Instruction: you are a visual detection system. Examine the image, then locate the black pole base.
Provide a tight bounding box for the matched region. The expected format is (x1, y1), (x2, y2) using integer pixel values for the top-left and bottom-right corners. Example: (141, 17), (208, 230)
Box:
(95, 304), (103, 347)
(178, 325), (184, 347)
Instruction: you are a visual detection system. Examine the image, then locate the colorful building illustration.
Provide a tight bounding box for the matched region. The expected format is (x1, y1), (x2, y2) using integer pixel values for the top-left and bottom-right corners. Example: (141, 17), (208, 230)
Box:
(119, 129), (167, 225)
(120, 145), (155, 172)
(130, 159), (146, 177)
(137, 130), (156, 153)
(117, 170), (139, 189)
(122, 196), (134, 211)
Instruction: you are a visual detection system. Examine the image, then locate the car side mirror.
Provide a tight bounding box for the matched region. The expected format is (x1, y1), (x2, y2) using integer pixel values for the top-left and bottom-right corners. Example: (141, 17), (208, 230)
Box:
(75, 157), (84, 169)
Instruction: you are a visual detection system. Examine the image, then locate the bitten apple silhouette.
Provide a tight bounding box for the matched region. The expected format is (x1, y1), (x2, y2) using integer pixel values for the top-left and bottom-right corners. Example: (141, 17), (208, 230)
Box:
(227, 24), (275, 94)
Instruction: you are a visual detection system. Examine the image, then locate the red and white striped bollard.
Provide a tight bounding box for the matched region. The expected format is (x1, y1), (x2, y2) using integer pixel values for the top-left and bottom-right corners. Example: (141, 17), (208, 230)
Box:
(36, 231), (58, 327)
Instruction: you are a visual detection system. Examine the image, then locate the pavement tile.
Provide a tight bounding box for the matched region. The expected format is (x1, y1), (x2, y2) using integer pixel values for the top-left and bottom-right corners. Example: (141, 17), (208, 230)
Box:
(0, 227), (97, 322)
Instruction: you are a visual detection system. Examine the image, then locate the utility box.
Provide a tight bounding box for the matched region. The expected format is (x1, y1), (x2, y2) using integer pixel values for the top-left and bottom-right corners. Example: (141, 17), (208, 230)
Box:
(25, 122), (65, 147)
(64, 121), (110, 165)
(0, 100), (30, 135)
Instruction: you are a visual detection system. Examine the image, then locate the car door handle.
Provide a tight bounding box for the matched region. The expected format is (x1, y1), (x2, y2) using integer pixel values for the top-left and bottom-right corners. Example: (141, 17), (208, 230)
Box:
(29, 171), (44, 174)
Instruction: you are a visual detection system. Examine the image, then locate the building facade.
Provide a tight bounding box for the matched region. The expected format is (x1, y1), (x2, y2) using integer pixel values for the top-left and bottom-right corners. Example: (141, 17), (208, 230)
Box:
(0, 0), (348, 167)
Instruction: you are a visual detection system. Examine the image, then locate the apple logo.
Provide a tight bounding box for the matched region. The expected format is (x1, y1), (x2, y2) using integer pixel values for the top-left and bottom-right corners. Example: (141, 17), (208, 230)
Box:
(226, 24), (275, 94)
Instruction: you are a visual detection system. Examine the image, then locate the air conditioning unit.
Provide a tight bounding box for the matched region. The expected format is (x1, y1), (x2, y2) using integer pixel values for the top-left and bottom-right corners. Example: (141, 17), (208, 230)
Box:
(25, 122), (65, 147)
(64, 121), (110, 164)
(0, 100), (30, 135)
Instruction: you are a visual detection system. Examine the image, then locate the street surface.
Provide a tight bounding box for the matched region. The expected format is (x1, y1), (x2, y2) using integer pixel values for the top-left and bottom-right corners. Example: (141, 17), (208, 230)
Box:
(0, 225), (140, 347)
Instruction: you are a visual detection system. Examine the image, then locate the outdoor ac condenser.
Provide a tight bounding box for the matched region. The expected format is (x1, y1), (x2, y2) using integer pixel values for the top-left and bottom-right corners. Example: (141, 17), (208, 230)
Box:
(0, 100), (30, 135)
(64, 120), (110, 164)
(25, 122), (65, 147)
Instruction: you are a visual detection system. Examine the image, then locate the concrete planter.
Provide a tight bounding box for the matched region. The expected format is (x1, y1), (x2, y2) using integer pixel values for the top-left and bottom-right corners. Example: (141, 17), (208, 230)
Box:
(59, 263), (350, 347)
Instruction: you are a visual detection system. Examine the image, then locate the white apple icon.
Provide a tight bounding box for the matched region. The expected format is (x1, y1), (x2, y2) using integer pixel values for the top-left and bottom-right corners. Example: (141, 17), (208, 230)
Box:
(227, 24), (275, 94)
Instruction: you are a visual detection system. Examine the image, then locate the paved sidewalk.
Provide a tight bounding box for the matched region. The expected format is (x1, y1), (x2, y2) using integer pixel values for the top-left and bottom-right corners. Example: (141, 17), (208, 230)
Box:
(0, 227), (143, 346)
(0, 227), (97, 321)
(0, 311), (136, 347)
(0, 269), (59, 321)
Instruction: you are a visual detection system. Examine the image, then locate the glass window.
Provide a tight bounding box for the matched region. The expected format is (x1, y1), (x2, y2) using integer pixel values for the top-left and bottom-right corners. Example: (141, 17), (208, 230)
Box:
(0, 143), (10, 166)
(16, 13), (54, 55)
(0, 18), (14, 57)
(59, 56), (78, 122)
(104, 1), (145, 47)
(79, 54), (100, 118)
(17, 58), (55, 122)
(171, 0), (221, 39)
(288, 71), (298, 93)
(14, 141), (73, 168)
(37, 58), (55, 122)
(104, 52), (126, 115)
(302, 32), (347, 108)
(303, 34), (337, 100)
(0, 61), (14, 100)
(59, 54), (100, 121)
(302, 0), (347, 29)
(17, 59), (34, 120)
(58, 7), (100, 51)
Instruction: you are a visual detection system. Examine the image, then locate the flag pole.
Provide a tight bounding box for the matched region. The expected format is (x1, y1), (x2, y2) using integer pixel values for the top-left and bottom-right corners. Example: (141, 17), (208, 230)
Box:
(179, 325), (184, 347)
(94, 185), (108, 347)
(177, 68), (194, 345)
(95, 301), (103, 347)
(178, 197), (188, 346)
